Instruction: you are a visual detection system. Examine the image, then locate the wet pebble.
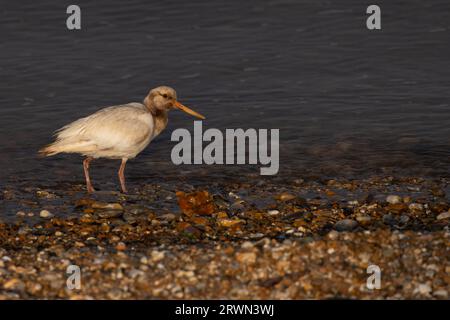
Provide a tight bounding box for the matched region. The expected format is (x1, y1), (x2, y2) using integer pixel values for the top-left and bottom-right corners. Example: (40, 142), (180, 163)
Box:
(415, 283), (432, 296)
(124, 211), (146, 224)
(356, 215), (372, 225)
(151, 250), (165, 262)
(387, 203), (408, 214)
(399, 215), (410, 224)
(176, 222), (202, 239)
(39, 210), (53, 218)
(383, 214), (396, 225)
(236, 252), (256, 264)
(97, 210), (123, 219)
(430, 188), (445, 197)
(386, 195), (402, 205)
(408, 203), (424, 211)
(436, 211), (450, 220)
(115, 242), (126, 251)
(36, 190), (57, 199)
(160, 213), (176, 221)
(18, 226), (31, 235)
(334, 219), (358, 232)
(231, 201), (245, 210)
(276, 192), (296, 202)
(3, 278), (25, 291)
(92, 202), (123, 211)
(16, 211), (26, 217)
(241, 241), (254, 249)
(327, 230), (339, 240)
(217, 218), (245, 228)
(433, 289), (448, 299)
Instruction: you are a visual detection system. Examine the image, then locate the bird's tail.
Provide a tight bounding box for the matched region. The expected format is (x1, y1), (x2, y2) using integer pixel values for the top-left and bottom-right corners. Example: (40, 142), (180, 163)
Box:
(38, 143), (62, 157)
(38, 140), (96, 157)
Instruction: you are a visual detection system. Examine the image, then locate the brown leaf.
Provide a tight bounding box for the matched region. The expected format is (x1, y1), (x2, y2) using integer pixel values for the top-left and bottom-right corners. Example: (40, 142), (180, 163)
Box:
(176, 190), (216, 216)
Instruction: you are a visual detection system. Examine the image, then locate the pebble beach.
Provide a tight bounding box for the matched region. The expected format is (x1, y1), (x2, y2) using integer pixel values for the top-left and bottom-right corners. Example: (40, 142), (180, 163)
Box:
(0, 175), (448, 299)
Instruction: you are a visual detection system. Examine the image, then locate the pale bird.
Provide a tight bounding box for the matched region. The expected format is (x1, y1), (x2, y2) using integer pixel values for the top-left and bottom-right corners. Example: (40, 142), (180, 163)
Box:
(39, 86), (205, 193)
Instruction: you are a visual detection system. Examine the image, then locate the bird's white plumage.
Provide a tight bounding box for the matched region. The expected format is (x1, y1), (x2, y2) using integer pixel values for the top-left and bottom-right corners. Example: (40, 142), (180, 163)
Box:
(49, 102), (156, 159)
(40, 85), (204, 193)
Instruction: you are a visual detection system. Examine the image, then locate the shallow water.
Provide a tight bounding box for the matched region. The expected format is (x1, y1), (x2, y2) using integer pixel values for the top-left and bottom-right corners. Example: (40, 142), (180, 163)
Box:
(1, 0), (449, 187)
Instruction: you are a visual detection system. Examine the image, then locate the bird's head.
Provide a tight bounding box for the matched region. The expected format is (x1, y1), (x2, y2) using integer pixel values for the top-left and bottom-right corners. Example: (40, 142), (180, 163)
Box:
(144, 86), (205, 119)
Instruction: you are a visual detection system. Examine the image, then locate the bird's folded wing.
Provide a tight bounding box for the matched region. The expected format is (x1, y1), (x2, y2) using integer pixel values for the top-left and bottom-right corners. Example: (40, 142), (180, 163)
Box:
(55, 104), (154, 152)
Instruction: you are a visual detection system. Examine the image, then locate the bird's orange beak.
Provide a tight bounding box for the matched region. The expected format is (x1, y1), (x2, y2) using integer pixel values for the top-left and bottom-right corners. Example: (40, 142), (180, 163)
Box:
(173, 101), (205, 120)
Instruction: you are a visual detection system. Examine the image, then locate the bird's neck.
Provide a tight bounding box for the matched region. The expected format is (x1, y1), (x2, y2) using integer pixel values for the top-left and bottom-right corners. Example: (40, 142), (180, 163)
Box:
(144, 97), (168, 136)
(153, 111), (168, 137)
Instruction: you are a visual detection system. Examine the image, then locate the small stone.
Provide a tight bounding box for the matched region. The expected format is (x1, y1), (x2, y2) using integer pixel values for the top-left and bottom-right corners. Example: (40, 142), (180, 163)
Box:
(140, 256), (148, 265)
(327, 230), (339, 240)
(190, 216), (210, 226)
(16, 211), (26, 217)
(98, 210), (123, 219)
(150, 219), (160, 226)
(387, 203), (408, 214)
(276, 193), (296, 202)
(268, 210), (280, 216)
(249, 233), (265, 239)
(415, 284), (432, 295)
(356, 215), (372, 225)
(216, 211), (228, 219)
(217, 218), (245, 228)
(115, 242), (126, 251)
(36, 190), (57, 199)
(334, 219), (358, 232)
(151, 250), (165, 262)
(241, 241), (254, 249)
(39, 210), (53, 218)
(231, 201), (245, 210)
(430, 188), (445, 197)
(18, 227), (31, 235)
(325, 190), (336, 197)
(3, 278), (25, 291)
(160, 213), (176, 221)
(236, 251), (257, 264)
(80, 214), (95, 224)
(75, 241), (85, 247)
(99, 223), (110, 233)
(91, 202), (123, 211)
(433, 289), (448, 299)
(383, 214), (396, 225)
(176, 222), (202, 239)
(386, 195), (402, 205)
(399, 215), (410, 224)
(123, 213), (139, 224)
(436, 211), (450, 220)
(408, 203), (424, 211)
(402, 196), (411, 203)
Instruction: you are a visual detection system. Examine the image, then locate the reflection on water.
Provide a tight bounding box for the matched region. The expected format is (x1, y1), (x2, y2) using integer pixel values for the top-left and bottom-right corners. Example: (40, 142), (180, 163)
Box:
(0, 0), (449, 186)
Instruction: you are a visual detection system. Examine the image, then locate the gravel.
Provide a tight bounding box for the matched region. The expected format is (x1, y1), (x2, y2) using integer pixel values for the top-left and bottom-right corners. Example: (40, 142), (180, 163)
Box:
(0, 176), (448, 299)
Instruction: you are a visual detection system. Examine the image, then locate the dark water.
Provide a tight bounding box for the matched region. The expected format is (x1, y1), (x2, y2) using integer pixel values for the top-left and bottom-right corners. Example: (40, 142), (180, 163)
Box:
(1, 0), (449, 187)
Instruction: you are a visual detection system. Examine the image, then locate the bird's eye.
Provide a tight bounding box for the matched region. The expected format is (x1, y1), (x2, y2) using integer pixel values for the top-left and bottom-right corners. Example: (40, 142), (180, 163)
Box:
(162, 94), (168, 98)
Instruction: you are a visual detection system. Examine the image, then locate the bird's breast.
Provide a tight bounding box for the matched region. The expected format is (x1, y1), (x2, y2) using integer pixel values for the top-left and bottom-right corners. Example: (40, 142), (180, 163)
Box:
(151, 111), (169, 139)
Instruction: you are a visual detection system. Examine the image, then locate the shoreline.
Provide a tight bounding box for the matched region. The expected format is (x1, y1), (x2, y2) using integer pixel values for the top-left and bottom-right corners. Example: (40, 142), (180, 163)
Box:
(0, 176), (449, 299)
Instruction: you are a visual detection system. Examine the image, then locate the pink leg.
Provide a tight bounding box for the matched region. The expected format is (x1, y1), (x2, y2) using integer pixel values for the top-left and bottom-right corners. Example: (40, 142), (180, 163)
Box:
(118, 158), (128, 193)
(83, 157), (95, 193)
